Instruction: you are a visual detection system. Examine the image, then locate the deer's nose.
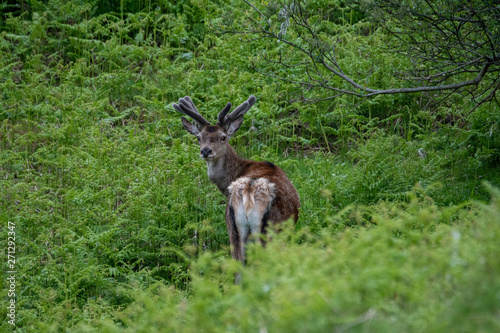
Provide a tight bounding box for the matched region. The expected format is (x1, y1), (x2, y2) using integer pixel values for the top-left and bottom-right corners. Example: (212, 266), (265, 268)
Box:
(200, 147), (213, 158)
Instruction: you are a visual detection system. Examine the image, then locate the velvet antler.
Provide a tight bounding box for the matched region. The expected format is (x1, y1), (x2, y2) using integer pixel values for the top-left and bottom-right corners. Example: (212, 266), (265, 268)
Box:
(172, 96), (209, 129)
(217, 95), (256, 130)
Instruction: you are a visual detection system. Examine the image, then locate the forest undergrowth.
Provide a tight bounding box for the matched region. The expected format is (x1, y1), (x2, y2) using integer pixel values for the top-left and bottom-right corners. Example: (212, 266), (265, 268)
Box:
(1, 1), (499, 332)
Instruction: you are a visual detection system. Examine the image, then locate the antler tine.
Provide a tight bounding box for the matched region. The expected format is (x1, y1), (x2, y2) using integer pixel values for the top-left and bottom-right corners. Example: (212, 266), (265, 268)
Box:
(221, 95), (256, 127)
(217, 102), (232, 125)
(183, 96), (198, 111)
(179, 96), (200, 116)
(172, 96), (209, 128)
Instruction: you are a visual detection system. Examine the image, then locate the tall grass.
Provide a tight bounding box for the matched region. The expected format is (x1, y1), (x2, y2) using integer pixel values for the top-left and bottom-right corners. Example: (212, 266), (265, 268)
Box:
(72, 185), (500, 333)
(0, 0), (499, 331)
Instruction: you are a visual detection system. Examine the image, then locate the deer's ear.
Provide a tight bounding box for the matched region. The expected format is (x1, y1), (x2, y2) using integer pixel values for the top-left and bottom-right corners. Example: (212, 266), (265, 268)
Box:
(226, 115), (244, 137)
(181, 117), (200, 136)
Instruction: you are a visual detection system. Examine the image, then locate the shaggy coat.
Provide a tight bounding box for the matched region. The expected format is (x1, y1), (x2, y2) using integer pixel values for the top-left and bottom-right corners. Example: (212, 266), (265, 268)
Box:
(173, 95), (300, 264)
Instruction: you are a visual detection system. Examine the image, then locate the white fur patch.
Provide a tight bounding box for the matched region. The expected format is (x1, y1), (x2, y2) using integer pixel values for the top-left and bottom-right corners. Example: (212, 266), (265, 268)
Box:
(228, 177), (276, 251)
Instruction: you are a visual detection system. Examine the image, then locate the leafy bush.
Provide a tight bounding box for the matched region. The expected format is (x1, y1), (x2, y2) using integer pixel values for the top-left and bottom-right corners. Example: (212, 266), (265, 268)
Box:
(70, 185), (500, 333)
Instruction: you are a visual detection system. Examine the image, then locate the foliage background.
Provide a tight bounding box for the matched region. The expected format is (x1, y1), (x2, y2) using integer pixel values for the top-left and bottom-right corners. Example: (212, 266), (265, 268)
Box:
(0, 0), (499, 331)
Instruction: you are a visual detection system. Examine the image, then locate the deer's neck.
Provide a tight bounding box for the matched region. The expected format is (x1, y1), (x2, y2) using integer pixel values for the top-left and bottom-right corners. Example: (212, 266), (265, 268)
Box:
(206, 145), (246, 197)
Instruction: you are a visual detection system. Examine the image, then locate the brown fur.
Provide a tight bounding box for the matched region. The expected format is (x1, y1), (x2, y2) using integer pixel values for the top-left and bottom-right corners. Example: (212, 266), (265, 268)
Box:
(175, 96), (301, 266)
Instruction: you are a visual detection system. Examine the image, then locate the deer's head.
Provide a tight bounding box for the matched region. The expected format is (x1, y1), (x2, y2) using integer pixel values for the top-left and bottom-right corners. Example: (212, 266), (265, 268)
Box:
(173, 96), (256, 160)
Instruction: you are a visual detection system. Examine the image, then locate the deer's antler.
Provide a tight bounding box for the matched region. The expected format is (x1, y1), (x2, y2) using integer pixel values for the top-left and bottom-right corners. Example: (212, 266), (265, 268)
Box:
(173, 96), (209, 129)
(217, 95), (256, 129)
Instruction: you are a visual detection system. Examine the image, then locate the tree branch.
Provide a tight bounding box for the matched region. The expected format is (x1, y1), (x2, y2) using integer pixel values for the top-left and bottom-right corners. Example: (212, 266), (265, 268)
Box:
(226, 0), (500, 110)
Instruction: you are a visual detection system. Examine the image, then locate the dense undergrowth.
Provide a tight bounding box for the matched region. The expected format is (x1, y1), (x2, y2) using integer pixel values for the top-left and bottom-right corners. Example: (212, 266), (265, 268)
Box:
(75, 187), (500, 332)
(1, 0), (499, 331)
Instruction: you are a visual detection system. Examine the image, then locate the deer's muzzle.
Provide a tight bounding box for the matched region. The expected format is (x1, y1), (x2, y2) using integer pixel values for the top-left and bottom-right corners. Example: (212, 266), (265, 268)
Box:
(200, 147), (213, 158)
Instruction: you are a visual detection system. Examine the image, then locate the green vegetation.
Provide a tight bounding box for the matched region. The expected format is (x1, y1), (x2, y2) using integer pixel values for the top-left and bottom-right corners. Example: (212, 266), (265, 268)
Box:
(1, 1), (499, 332)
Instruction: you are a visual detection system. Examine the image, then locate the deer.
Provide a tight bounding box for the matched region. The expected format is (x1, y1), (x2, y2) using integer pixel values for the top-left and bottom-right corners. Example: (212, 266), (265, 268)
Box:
(173, 95), (300, 266)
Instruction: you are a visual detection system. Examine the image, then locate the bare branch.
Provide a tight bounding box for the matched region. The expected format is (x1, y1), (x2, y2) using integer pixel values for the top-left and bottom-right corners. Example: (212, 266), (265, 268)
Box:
(242, 0), (269, 25)
(225, 0), (500, 111)
(466, 79), (500, 115)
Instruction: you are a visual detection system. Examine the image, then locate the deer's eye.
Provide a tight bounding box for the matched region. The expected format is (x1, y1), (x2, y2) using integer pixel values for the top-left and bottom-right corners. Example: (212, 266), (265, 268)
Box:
(221, 135), (226, 142)
(196, 136), (201, 141)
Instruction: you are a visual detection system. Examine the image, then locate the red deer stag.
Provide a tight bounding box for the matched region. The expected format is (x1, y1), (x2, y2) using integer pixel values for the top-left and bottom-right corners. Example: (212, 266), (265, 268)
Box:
(173, 96), (300, 264)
